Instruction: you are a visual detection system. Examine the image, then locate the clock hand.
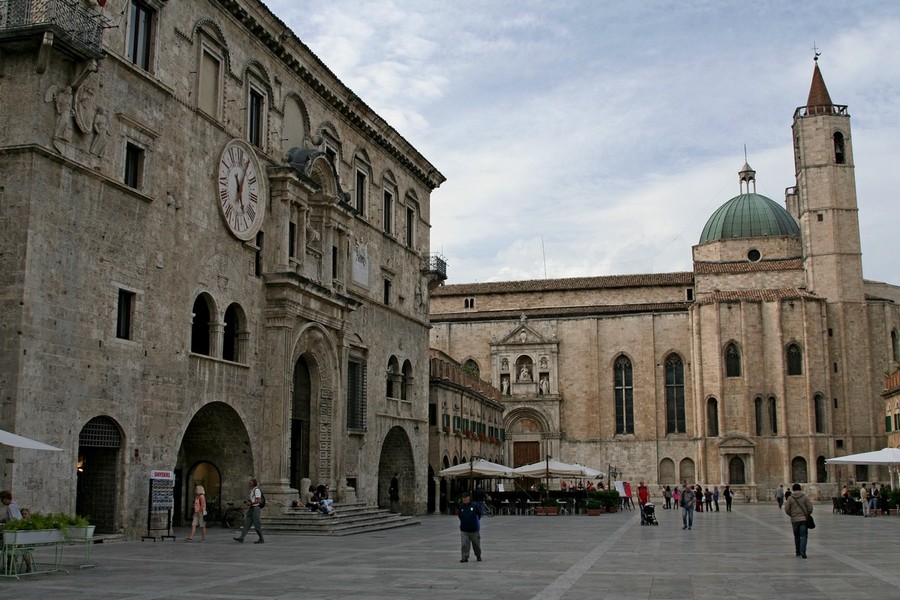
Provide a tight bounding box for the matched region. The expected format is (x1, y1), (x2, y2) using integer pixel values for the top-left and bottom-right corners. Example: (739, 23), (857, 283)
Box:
(234, 172), (244, 209)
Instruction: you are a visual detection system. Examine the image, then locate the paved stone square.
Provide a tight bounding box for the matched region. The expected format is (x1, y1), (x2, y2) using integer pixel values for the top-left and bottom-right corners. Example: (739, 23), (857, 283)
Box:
(4, 503), (899, 599)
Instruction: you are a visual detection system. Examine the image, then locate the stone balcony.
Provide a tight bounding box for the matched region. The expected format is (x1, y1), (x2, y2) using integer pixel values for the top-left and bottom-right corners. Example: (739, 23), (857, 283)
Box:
(0, 0), (107, 60)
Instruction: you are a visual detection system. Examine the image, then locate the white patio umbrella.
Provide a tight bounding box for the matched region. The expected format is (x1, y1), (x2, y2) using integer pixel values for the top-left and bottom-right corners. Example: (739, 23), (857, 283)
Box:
(0, 428), (63, 452)
(826, 448), (900, 487)
(512, 458), (588, 478)
(439, 459), (514, 478)
(573, 464), (606, 479)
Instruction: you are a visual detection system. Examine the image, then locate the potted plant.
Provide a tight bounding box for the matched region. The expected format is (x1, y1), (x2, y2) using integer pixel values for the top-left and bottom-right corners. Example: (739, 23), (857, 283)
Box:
(586, 491), (604, 515)
(599, 490), (620, 513)
(536, 496), (559, 516)
(888, 488), (900, 515)
(2, 512), (91, 544)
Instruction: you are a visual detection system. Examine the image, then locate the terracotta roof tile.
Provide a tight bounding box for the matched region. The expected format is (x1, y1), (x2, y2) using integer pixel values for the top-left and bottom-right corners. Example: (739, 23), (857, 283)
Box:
(694, 258), (803, 274)
(430, 302), (690, 323)
(433, 272), (694, 296)
(695, 288), (820, 305)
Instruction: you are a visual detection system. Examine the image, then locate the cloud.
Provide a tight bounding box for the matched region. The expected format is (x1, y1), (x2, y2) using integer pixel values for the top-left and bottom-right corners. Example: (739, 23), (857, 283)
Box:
(265, 1), (900, 285)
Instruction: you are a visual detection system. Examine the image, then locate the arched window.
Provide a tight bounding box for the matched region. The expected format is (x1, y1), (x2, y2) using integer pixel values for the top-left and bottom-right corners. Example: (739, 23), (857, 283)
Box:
(791, 456), (808, 483)
(754, 397), (763, 436)
(665, 354), (686, 434)
(768, 396), (778, 435)
(401, 360), (413, 401)
(614, 355), (634, 435)
(786, 343), (803, 376)
(706, 398), (719, 437)
(222, 303), (246, 363)
(833, 131), (845, 164)
(659, 458), (676, 483)
(462, 359), (480, 379)
(729, 457), (746, 484)
(386, 356), (400, 399)
(816, 455), (828, 483)
(725, 343), (741, 377)
(814, 393), (826, 434)
(679, 458), (695, 484)
(191, 295), (213, 356)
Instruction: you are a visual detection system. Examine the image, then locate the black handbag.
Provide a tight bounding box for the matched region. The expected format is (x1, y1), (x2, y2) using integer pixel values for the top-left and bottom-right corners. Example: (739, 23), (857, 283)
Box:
(805, 514), (816, 529)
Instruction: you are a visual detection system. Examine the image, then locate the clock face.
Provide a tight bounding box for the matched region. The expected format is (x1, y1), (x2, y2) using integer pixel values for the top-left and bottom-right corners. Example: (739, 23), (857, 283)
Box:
(217, 140), (265, 240)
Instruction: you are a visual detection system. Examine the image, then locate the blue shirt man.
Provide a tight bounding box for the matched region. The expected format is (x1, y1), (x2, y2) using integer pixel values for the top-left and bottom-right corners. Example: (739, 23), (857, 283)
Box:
(457, 492), (482, 563)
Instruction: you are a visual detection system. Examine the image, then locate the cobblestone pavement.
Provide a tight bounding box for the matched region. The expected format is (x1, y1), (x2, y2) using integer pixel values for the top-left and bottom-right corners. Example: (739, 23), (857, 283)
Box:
(3, 503), (900, 599)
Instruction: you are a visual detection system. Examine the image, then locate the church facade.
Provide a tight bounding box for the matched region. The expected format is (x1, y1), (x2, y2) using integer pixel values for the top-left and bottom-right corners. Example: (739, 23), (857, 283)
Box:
(0, 0), (444, 535)
(430, 63), (900, 501)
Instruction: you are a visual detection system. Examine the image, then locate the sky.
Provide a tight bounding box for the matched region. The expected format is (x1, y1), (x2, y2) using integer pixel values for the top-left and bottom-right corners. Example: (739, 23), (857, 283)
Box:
(265, 0), (900, 285)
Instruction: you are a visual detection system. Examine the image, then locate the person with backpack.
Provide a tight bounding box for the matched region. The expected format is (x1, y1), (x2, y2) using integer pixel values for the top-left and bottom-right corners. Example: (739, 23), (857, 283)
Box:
(234, 478), (265, 544)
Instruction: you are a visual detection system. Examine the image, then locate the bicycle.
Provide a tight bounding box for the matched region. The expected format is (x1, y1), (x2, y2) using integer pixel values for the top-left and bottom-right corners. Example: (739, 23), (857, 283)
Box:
(206, 499), (244, 529)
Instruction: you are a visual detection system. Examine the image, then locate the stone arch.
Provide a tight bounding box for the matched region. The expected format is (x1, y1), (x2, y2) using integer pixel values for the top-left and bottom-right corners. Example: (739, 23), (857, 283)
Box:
(678, 457), (695, 484)
(76, 415), (124, 534)
(291, 324), (338, 487)
(378, 426), (415, 515)
(659, 457), (676, 483)
(505, 406), (552, 467)
(177, 402), (253, 525)
(190, 292), (217, 356)
(282, 92), (310, 155)
(791, 456), (808, 483)
(515, 354), (534, 382)
(222, 302), (248, 363)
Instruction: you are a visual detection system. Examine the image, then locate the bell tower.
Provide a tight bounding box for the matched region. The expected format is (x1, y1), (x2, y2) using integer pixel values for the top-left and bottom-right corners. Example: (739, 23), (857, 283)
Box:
(792, 58), (874, 441)
(792, 58), (864, 302)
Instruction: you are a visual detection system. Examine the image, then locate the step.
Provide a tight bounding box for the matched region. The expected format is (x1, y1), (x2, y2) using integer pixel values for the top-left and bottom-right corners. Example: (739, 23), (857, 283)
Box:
(260, 503), (420, 536)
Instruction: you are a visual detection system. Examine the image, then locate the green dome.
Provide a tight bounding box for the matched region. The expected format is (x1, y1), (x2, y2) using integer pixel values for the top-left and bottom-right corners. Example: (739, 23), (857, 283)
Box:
(699, 193), (800, 244)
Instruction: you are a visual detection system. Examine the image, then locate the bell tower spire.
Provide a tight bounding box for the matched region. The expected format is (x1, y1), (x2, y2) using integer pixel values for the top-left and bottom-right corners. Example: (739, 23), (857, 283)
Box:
(792, 58), (863, 302)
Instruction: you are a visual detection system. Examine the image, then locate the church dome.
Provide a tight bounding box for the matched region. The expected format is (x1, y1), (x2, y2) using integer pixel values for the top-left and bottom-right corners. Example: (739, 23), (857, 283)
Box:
(699, 193), (800, 244)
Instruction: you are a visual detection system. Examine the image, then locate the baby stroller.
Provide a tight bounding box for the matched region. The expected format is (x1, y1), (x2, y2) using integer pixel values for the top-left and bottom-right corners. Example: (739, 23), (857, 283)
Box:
(641, 502), (658, 526)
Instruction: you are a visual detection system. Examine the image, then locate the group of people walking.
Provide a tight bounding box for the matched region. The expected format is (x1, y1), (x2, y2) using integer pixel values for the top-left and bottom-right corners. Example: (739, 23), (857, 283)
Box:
(662, 483), (734, 514)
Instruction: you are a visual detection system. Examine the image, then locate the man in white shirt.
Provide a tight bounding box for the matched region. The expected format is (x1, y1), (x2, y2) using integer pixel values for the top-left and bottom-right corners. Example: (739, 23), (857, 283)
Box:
(233, 478), (265, 544)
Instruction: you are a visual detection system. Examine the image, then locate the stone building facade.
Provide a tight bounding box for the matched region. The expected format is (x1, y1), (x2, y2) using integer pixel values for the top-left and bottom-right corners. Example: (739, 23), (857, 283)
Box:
(427, 349), (505, 513)
(0, 0), (444, 535)
(883, 371), (900, 452)
(430, 63), (900, 502)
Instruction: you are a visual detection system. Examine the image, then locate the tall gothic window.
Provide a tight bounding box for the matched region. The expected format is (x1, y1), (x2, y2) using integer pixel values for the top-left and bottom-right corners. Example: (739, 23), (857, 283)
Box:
(754, 397), (763, 436)
(786, 343), (803, 376)
(768, 396), (778, 435)
(892, 330), (899, 363)
(614, 356), (634, 435)
(706, 398), (719, 437)
(725, 343), (741, 377)
(665, 354), (686, 434)
(814, 394), (826, 434)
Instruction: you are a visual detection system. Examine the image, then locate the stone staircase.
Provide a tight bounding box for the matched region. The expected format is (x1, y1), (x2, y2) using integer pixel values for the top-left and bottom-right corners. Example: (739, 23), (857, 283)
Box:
(261, 502), (420, 536)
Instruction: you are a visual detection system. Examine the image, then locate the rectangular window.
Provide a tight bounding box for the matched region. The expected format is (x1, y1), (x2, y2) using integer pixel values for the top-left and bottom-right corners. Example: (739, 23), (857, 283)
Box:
(453, 415), (461, 431)
(428, 403), (437, 427)
(383, 278), (391, 305)
(686, 288), (694, 301)
(248, 87), (264, 147)
(383, 189), (393, 234)
(288, 222), (296, 259)
(199, 48), (221, 117)
(116, 289), (135, 340)
(355, 170), (367, 214)
(406, 207), (414, 247)
(887, 416), (892, 433)
(332, 246), (339, 280)
(347, 357), (367, 430)
(127, 1), (153, 71)
(124, 143), (144, 188)
(255, 232), (264, 277)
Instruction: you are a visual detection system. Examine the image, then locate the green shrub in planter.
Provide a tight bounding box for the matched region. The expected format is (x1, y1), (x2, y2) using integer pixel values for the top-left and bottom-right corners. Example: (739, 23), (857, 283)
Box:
(888, 487), (900, 509)
(541, 497), (559, 507)
(3, 512), (90, 535)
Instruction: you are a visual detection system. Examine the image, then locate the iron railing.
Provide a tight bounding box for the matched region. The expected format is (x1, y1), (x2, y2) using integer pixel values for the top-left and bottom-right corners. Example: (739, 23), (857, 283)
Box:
(1, 0), (105, 55)
(423, 252), (448, 279)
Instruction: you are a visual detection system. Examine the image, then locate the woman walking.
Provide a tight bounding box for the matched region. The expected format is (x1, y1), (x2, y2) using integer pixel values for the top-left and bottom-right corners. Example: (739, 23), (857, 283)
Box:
(186, 485), (207, 542)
